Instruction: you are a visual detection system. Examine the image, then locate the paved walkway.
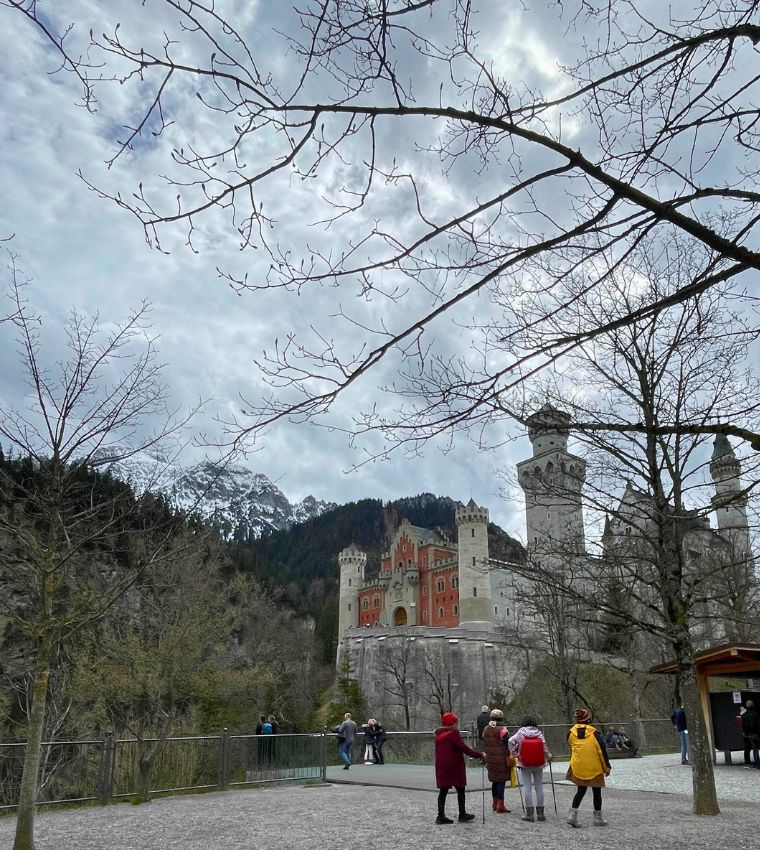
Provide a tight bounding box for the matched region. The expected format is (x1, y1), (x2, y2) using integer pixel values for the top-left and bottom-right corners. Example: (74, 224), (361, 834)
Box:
(0, 755), (757, 850)
(326, 751), (760, 803)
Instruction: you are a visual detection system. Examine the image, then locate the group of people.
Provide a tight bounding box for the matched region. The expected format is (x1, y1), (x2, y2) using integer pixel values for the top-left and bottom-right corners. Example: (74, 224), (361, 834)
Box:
(434, 706), (612, 827)
(334, 713), (387, 769)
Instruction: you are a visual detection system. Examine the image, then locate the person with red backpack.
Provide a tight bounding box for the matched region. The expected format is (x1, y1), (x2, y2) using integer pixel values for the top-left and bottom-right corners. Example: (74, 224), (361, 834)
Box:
(508, 715), (552, 822)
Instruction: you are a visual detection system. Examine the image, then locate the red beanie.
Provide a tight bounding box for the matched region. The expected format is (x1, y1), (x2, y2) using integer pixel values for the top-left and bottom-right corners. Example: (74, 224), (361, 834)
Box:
(575, 708), (591, 723)
(441, 711), (458, 727)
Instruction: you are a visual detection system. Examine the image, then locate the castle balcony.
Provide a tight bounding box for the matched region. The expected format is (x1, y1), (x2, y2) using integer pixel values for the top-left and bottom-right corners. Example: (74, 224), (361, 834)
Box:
(405, 566), (420, 585)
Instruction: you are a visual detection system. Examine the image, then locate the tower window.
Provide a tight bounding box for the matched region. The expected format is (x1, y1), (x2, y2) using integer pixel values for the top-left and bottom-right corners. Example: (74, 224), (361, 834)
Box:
(348, 579), (352, 586)
(472, 556), (476, 566)
(471, 528), (475, 537)
(454, 604), (458, 615)
(438, 607), (444, 618)
(473, 587), (477, 597)
(452, 577), (459, 588)
(348, 603), (351, 611)
(495, 606), (498, 615)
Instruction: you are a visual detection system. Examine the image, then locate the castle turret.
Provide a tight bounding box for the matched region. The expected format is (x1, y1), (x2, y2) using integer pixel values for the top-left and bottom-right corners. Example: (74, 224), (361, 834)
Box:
(337, 544), (367, 659)
(516, 404), (586, 562)
(710, 435), (750, 562)
(455, 499), (492, 630)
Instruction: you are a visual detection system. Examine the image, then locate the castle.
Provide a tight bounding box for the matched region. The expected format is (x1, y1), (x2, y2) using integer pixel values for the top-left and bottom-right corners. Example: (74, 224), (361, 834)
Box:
(336, 405), (752, 727)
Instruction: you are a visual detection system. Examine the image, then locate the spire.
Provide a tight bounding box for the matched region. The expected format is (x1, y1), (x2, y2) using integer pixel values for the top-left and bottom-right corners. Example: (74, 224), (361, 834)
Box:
(711, 433), (735, 462)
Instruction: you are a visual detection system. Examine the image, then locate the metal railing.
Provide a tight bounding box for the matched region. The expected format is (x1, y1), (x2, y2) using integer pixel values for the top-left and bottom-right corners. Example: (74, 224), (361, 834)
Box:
(0, 718), (675, 811)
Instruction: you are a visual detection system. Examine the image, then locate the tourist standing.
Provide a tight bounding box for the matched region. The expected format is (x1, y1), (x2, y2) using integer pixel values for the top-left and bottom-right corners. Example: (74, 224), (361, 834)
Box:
(566, 708), (611, 827)
(362, 719), (376, 764)
(337, 712), (358, 770)
(369, 718), (388, 764)
(476, 705), (491, 740)
(741, 700), (760, 768)
(483, 709), (512, 814)
(671, 704), (689, 765)
(509, 715), (552, 822)
(434, 711), (485, 824)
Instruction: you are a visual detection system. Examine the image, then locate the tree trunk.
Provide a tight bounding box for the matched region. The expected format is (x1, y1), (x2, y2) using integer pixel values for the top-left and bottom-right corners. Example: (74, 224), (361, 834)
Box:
(630, 674), (646, 751)
(677, 646), (719, 815)
(13, 634), (52, 850)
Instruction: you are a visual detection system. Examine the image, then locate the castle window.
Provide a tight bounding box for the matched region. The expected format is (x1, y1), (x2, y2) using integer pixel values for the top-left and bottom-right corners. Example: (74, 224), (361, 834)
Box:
(348, 579), (352, 586)
(473, 587), (477, 597)
(373, 596), (380, 608)
(454, 604), (458, 615)
(438, 607), (444, 619)
(436, 579), (445, 592)
(471, 528), (475, 537)
(494, 606), (498, 615)
(452, 577), (459, 588)
(362, 599), (369, 611)
(348, 603), (351, 611)
(472, 556), (476, 566)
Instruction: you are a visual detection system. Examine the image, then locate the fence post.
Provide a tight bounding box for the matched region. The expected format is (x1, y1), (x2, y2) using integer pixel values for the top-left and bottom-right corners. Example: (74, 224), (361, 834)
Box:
(98, 731), (114, 805)
(320, 728), (327, 783)
(217, 728), (231, 790)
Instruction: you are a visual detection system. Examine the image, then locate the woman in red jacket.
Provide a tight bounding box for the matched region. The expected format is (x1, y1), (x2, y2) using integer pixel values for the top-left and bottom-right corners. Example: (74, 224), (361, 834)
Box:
(434, 712), (485, 824)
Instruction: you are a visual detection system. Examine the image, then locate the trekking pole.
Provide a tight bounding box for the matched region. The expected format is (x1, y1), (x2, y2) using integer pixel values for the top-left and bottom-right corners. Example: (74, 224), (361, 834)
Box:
(481, 759), (486, 824)
(515, 763), (525, 813)
(548, 760), (558, 815)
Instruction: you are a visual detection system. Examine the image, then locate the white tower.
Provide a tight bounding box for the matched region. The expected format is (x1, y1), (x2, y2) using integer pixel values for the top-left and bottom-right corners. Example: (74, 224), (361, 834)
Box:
(337, 544), (367, 655)
(456, 499), (492, 630)
(710, 435), (751, 564)
(516, 404), (586, 563)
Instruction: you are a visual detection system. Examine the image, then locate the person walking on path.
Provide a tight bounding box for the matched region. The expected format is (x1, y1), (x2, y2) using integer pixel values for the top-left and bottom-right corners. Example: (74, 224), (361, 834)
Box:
(741, 700), (760, 768)
(509, 715), (552, 822)
(565, 708), (611, 828)
(482, 709), (512, 814)
(337, 712), (358, 770)
(671, 705), (689, 765)
(476, 705), (491, 740)
(434, 711), (485, 824)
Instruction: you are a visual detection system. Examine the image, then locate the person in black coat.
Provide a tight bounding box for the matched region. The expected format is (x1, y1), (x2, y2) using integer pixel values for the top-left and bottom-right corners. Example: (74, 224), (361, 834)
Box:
(741, 700), (760, 768)
(476, 705), (491, 740)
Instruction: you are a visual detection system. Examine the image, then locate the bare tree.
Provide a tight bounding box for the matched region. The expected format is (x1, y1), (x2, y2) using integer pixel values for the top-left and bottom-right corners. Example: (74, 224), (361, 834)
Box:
(376, 637), (417, 730)
(420, 644), (456, 717)
(495, 243), (759, 813)
(0, 270), (194, 850)
(4, 0), (760, 456)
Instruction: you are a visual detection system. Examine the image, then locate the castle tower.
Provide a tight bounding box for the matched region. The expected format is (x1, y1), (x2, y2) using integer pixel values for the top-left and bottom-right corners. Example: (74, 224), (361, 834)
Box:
(455, 499), (492, 630)
(710, 435), (750, 562)
(516, 404), (586, 562)
(337, 544), (367, 652)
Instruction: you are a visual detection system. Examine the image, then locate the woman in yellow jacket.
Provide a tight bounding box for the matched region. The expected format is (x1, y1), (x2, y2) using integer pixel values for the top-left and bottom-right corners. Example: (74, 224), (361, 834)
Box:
(565, 708), (611, 827)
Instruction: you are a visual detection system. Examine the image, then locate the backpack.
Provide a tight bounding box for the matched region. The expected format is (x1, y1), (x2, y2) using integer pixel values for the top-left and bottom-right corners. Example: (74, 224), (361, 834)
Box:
(262, 721), (273, 735)
(519, 735), (545, 767)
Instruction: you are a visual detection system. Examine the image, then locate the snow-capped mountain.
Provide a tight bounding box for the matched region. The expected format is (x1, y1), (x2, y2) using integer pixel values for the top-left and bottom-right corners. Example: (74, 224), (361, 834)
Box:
(89, 447), (336, 541)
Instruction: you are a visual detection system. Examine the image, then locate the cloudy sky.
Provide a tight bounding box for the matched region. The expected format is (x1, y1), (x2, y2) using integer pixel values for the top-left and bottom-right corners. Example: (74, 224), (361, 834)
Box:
(3, 0), (735, 539)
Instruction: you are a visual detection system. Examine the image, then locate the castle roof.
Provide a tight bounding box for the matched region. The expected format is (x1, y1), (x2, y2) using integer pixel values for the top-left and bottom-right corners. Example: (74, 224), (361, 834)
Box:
(711, 433), (736, 462)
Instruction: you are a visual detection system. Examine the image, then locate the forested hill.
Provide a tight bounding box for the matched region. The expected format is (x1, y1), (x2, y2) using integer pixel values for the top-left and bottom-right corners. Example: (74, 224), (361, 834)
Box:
(233, 493), (525, 663)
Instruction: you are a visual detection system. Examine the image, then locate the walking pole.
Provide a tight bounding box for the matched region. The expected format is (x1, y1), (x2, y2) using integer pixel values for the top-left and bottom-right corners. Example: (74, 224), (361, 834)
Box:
(515, 763), (525, 813)
(481, 759), (486, 824)
(548, 760), (558, 815)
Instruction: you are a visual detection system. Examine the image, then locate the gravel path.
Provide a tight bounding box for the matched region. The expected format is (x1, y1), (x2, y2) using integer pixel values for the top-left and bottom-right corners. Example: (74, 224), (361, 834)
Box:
(1, 755), (757, 850)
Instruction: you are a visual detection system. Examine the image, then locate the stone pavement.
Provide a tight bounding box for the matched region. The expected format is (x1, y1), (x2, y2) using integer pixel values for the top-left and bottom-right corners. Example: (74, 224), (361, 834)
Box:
(0, 755), (757, 850)
(326, 751), (760, 803)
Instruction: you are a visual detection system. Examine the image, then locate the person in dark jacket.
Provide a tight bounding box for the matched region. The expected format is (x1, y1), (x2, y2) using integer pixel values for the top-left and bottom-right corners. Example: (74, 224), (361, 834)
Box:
(368, 719), (388, 764)
(741, 700), (760, 768)
(434, 711), (485, 824)
(483, 709), (511, 814)
(476, 705), (491, 740)
(671, 705), (689, 764)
